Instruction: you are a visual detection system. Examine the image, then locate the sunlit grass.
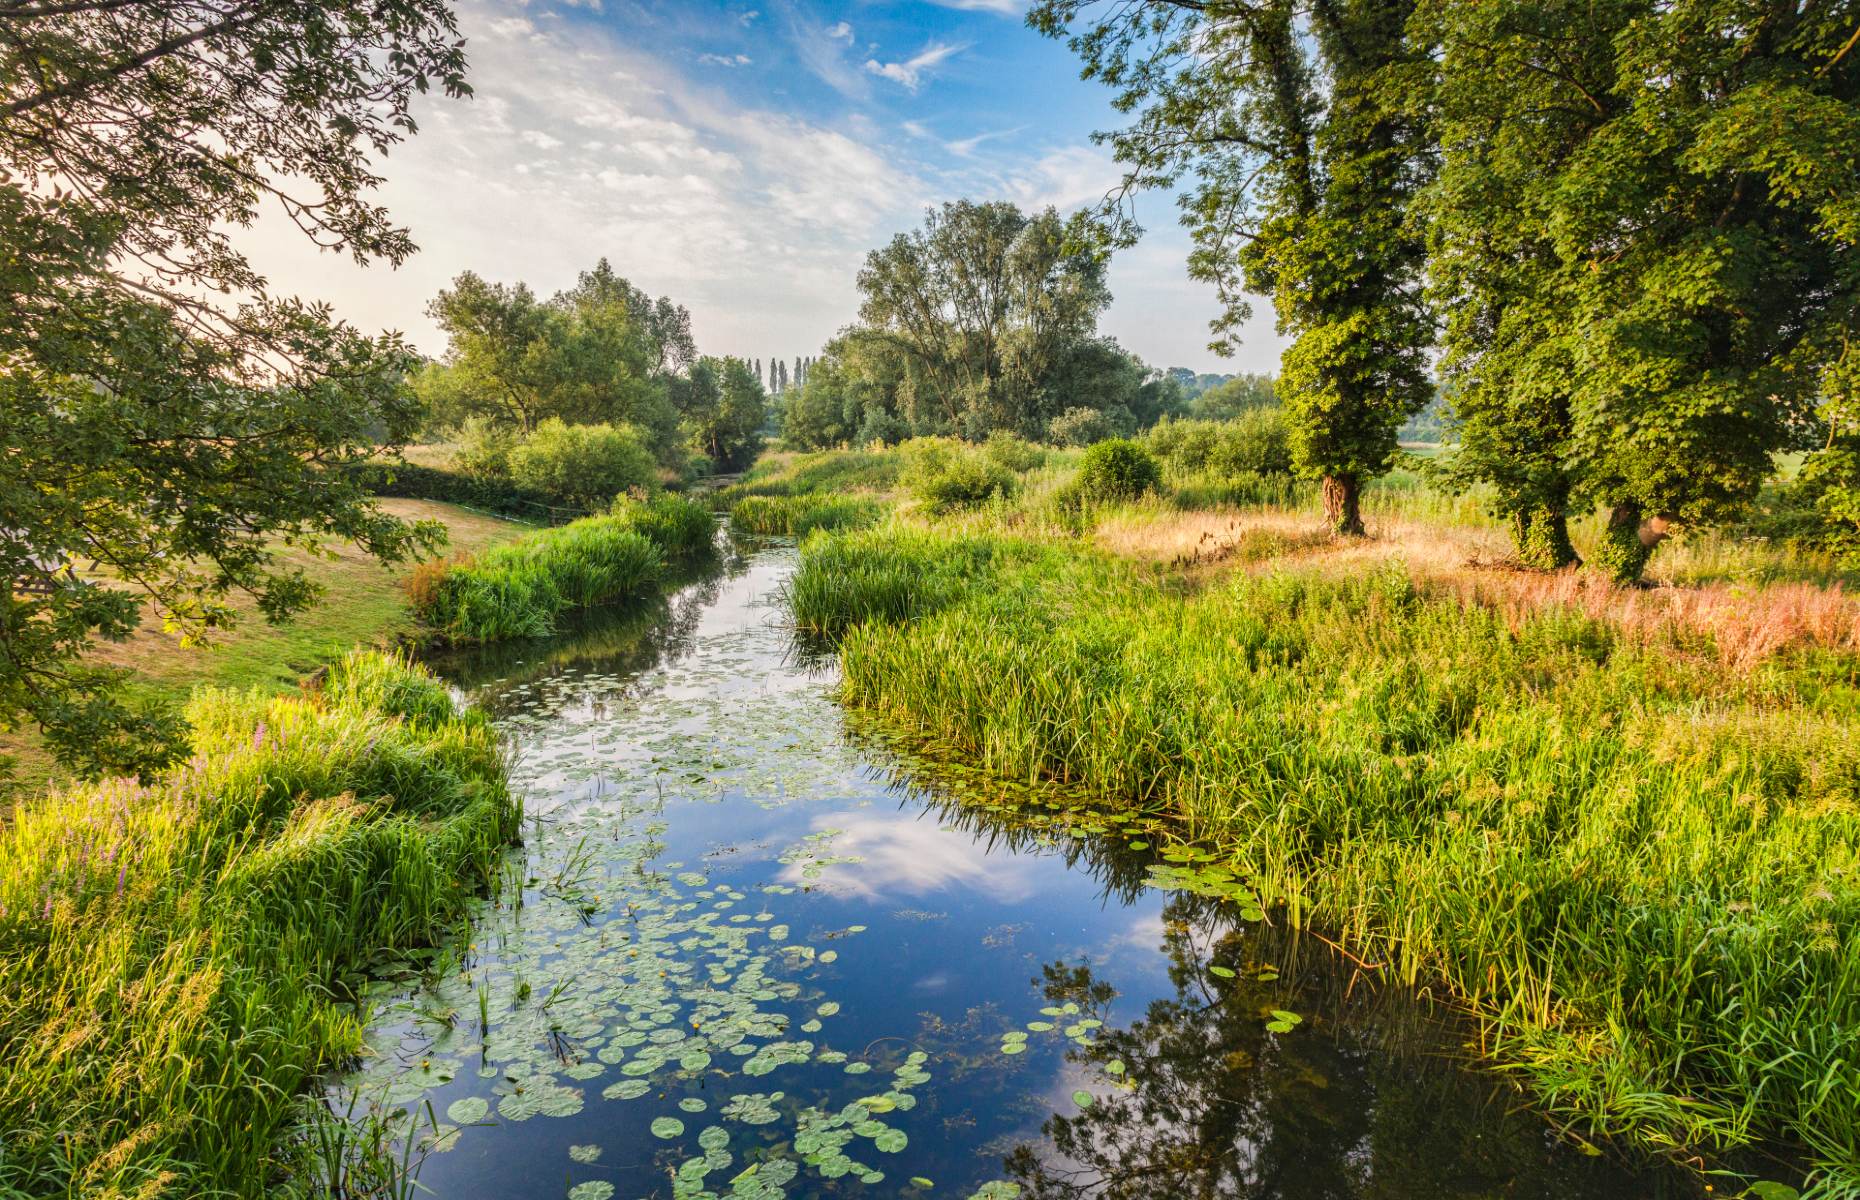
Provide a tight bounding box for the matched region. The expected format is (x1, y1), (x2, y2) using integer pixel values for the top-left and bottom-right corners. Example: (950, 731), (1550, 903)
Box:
(789, 518), (1860, 1190)
(0, 650), (517, 1197)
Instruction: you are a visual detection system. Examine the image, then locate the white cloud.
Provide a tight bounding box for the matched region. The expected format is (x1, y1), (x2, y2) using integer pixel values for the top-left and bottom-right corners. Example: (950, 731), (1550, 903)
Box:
(826, 20), (852, 40)
(697, 52), (752, 67)
(234, 0), (921, 362)
(929, 0), (1024, 11)
(863, 41), (966, 91)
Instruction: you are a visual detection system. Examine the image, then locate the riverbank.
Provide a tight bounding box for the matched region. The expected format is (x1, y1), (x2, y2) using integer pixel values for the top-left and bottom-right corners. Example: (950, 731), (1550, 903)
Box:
(0, 499), (535, 796)
(0, 651), (518, 1198)
(766, 443), (1859, 1194)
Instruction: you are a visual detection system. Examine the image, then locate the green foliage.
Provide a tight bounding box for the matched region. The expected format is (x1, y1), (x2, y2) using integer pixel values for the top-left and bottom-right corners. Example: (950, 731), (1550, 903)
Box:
(406, 494), (711, 646)
(347, 461), (579, 522)
(1419, 0), (1860, 576)
(1145, 412), (1293, 478)
(1047, 406), (1120, 447)
(506, 419), (659, 509)
(730, 495), (885, 537)
(679, 356), (767, 471)
(717, 450), (904, 502)
(0, 651), (516, 1196)
(1189, 374), (1277, 422)
(900, 438), (1019, 511)
(0, 2), (469, 780)
(1073, 439), (1162, 503)
(1034, 0), (1434, 536)
(795, 525), (1860, 1182)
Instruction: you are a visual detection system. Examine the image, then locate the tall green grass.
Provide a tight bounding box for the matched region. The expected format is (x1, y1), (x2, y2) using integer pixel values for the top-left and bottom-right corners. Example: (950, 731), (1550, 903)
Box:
(715, 449), (902, 501)
(791, 526), (1860, 1194)
(409, 495), (714, 643)
(730, 493), (884, 536)
(0, 650), (517, 1198)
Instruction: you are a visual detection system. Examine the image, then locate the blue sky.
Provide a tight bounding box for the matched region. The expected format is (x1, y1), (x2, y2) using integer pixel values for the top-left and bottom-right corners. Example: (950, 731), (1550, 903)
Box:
(249, 0), (1286, 375)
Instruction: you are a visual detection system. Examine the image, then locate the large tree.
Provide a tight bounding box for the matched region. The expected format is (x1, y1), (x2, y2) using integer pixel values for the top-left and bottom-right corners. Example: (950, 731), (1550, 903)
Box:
(678, 356), (767, 471)
(0, 0), (468, 778)
(856, 200), (1113, 440)
(421, 259), (687, 460)
(1422, 0), (1860, 580)
(1031, 0), (1435, 535)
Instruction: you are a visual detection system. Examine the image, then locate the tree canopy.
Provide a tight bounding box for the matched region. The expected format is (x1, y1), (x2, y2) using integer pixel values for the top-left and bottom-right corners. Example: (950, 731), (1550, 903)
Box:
(0, 0), (470, 777)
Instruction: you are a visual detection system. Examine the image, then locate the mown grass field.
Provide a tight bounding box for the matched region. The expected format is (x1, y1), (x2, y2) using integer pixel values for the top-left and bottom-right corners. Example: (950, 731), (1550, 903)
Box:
(762, 439), (1860, 1195)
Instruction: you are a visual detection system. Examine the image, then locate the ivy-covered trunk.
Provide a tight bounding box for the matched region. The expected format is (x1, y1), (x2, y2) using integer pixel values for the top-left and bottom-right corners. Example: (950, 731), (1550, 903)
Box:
(1322, 474), (1365, 537)
(1594, 502), (1670, 584)
(1510, 504), (1578, 571)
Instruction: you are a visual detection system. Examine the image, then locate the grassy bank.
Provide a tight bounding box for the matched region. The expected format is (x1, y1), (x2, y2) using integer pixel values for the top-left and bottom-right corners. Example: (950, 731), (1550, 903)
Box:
(793, 522), (1860, 1188)
(406, 494), (715, 643)
(729, 492), (884, 536)
(0, 500), (533, 797)
(0, 651), (517, 1197)
(760, 435), (1860, 1193)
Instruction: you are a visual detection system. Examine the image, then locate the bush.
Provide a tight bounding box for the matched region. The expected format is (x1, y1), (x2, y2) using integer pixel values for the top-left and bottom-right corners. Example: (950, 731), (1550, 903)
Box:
(1145, 410), (1293, 477)
(856, 408), (912, 448)
(453, 416), (517, 478)
(1073, 438), (1162, 503)
(507, 420), (658, 508)
(348, 461), (576, 520)
(983, 430), (1047, 473)
(1047, 406), (1114, 448)
(900, 437), (1017, 511)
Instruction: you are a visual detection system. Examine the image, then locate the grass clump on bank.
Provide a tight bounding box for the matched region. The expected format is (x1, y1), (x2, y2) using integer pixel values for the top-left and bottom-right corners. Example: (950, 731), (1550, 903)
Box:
(0, 650), (517, 1198)
(790, 523), (1860, 1191)
(407, 494), (714, 643)
(730, 493), (884, 536)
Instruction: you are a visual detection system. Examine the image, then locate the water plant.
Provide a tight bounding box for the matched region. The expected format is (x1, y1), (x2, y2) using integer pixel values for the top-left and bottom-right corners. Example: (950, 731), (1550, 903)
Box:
(408, 496), (714, 644)
(0, 650), (517, 1197)
(730, 494), (884, 537)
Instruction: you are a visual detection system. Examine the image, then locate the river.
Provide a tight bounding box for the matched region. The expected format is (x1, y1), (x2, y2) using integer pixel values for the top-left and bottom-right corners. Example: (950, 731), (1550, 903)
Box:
(335, 537), (1684, 1199)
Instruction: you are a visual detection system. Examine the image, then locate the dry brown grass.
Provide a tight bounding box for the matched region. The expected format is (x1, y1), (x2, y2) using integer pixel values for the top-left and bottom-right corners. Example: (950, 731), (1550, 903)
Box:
(1094, 504), (1860, 667)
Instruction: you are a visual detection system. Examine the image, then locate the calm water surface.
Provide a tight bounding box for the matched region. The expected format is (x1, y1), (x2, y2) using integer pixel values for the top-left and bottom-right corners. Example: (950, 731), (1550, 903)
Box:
(338, 540), (1687, 1200)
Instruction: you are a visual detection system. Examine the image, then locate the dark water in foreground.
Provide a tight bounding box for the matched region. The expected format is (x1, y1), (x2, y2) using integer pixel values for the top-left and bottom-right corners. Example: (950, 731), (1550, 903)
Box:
(339, 541), (1686, 1200)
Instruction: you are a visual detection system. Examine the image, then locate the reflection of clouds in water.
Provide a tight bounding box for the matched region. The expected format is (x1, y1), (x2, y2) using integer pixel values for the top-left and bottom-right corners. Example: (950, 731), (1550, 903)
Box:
(778, 812), (1042, 902)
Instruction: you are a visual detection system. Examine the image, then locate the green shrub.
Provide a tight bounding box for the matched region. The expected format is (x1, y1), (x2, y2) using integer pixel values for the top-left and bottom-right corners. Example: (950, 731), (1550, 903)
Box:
(1073, 438), (1162, 502)
(0, 651), (515, 1196)
(1146, 410), (1293, 477)
(507, 419), (657, 508)
(453, 416), (517, 478)
(1047, 406), (1116, 447)
(715, 450), (902, 502)
(983, 430), (1047, 473)
(901, 437), (1017, 511)
(348, 461), (578, 520)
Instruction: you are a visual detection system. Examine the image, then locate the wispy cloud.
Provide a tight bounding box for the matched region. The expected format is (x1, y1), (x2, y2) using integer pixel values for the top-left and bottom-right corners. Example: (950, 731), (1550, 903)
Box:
(928, 0), (1024, 12)
(863, 41), (966, 91)
(698, 52), (752, 66)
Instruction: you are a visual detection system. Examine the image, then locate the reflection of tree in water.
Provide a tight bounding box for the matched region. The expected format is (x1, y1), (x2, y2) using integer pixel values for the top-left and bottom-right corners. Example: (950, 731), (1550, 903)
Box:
(423, 548), (749, 713)
(1003, 897), (1673, 1200)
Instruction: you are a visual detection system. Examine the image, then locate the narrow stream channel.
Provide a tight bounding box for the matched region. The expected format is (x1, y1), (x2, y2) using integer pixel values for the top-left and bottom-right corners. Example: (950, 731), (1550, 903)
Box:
(336, 538), (1690, 1199)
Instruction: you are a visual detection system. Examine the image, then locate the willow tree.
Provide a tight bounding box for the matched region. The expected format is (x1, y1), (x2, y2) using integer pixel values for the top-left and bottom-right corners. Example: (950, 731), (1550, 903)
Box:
(1032, 0), (1434, 534)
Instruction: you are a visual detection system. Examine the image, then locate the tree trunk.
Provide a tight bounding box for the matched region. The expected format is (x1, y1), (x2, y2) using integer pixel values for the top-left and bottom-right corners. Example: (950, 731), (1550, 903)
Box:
(1322, 474), (1365, 537)
(1510, 504), (1579, 571)
(1594, 502), (1671, 584)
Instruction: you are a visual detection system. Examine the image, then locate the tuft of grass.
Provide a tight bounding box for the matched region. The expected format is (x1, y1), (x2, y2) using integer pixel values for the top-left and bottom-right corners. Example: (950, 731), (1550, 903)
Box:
(794, 523), (1860, 1191)
(715, 449), (902, 502)
(0, 650), (517, 1197)
(730, 493), (884, 536)
(408, 495), (714, 644)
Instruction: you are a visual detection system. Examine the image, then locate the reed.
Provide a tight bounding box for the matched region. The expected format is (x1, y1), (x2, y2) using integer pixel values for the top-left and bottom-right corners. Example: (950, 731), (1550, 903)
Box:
(729, 493), (884, 536)
(0, 650), (517, 1198)
(408, 495), (713, 643)
(794, 524), (1860, 1193)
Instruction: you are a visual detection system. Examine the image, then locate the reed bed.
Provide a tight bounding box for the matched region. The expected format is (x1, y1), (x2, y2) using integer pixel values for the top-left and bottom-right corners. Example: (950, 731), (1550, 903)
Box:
(407, 495), (713, 643)
(729, 493), (885, 536)
(790, 525), (1860, 1193)
(0, 651), (517, 1198)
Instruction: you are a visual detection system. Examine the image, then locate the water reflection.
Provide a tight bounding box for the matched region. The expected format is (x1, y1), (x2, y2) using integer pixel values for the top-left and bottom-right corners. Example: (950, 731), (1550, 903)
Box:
(339, 542), (1705, 1200)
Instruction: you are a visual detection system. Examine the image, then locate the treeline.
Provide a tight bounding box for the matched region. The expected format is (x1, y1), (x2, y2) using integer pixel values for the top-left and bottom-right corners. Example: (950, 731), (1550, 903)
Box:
(1026, 0), (1859, 580)
(415, 258), (768, 478)
(777, 201), (1195, 451)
